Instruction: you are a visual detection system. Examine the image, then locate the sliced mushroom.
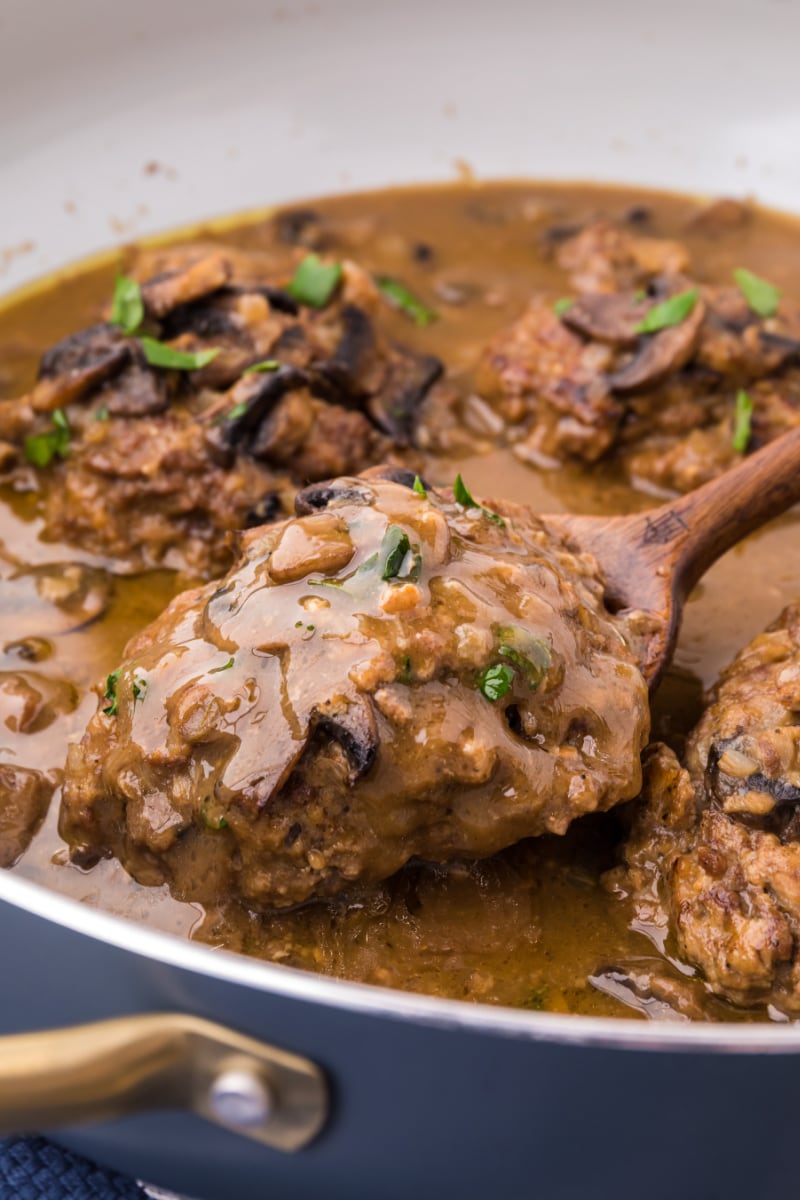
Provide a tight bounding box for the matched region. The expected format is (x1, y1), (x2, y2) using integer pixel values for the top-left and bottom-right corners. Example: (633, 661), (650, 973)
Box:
(105, 343), (170, 417)
(294, 480), (374, 515)
(6, 563), (113, 637)
(141, 253), (232, 319)
(160, 297), (244, 341)
(273, 209), (327, 249)
(361, 465), (430, 491)
(239, 285), (300, 317)
(316, 304), (378, 396)
(759, 330), (800, 361)
(215, 365), (311, 450)
(562, 293), (650, 346)
(310, 693), (379, 781)
(608, 298), (706, 393)
(687, 198), (751, 235)
(244, 490), (285, 528)
(369, 347), (443, 445)
(0, 670), (79, 735)
(707, 741), (800, 811)
(33, 324), (130, 411)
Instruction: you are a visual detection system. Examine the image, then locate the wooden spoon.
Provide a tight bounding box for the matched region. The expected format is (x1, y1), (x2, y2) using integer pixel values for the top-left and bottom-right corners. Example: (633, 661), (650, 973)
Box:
(546, 425), (800, 687)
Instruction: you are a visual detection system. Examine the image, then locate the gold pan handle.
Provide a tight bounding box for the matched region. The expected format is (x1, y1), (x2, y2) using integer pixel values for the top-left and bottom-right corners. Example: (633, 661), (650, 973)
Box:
(0, 1013), (328, 1151)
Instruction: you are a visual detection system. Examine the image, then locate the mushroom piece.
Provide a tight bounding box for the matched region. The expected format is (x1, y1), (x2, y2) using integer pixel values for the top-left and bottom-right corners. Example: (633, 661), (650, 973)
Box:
(316, 304), (379, 397)
(105, 342), (170, 417)
(608, 299), (706, 393)
(214, 365), (314, 451)
(273, 208), (328, 249)
(706, 740), (800, 810)
(33, 324), (130, 412)
(369, 347), (443, 445)
(7, 562), (113, 637)
(361, 465), (430, 491)
(309, 694), (379, 781)
(140, 253), (232, 319)
(244, 490), (285, 528)
(294, 479), (374, 514)
(562, 293), (650, 347)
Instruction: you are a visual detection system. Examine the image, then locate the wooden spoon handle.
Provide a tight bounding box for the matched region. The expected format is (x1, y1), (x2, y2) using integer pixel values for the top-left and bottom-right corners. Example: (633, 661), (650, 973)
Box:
(647, 423), (800, 604)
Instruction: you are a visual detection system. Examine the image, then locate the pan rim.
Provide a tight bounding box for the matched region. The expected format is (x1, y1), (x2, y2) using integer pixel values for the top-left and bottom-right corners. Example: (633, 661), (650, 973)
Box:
(3, 868), (799, 1054)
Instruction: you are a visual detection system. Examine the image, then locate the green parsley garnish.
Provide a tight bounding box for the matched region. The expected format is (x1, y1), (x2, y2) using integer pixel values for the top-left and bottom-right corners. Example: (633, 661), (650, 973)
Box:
(453, 473), (477, 508)
(497, 627), (552, 691)
(553, 297), (573, 317)
(132, 673), (148, 703)
(139, 337), (220, 371)
(95, 405), (109, 421)
(733, 268), (781, 318)
(110, 275), (145, 336)
(308, 578), (345, 589)
(23, 408), (71, 467)
(288, 255), (343, 308)
(732, 389), (754, 454)
(210, 657), (235, 674)
(376, 276), (437, 327)
(453, 473), (505, 527)
(378, 525), (416, 581)
(635, 289), (699, 334)
(478, 663), (515, 702)
(224, 401), (249, 422)
(102, 669), (121, 716)
(243, 359), (280, 375)
(412, 475), (427, 497)
(201, 797), (228, 831)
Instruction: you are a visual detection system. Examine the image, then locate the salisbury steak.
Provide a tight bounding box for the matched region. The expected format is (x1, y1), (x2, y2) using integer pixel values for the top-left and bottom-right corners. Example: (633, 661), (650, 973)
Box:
(60, 473), (649, 911)
(614, 602), (800, 1013)
(0, 245), (449, 576)
(478, 219), (800, 491)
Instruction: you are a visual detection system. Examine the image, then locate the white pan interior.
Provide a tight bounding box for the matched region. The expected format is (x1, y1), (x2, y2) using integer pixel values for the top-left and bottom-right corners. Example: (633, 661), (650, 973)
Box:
(1, 0), (799, 295)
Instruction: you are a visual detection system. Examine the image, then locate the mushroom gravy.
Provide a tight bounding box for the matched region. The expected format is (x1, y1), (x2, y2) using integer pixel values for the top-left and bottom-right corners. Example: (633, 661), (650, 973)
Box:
(2, 181), (800, 1021)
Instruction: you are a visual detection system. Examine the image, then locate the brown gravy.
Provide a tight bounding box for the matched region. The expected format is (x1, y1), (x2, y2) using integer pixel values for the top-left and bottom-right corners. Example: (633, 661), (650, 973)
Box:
(2, 181), (800, 1021)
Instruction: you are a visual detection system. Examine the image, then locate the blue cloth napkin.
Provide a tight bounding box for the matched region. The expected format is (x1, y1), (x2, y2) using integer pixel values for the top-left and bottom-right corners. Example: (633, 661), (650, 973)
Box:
(0, 1136), (145, 1200)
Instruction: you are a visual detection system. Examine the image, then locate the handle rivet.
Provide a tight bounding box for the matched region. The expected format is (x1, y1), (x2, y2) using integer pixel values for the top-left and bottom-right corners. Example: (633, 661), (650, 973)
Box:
(208, 1066), (274, 1129)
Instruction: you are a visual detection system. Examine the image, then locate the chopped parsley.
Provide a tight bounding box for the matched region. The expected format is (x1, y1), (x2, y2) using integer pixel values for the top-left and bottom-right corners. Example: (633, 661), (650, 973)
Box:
(553, 297), (573, 317)
(732, 389), (754, 454)
(288, 255), (343, 308)
(412, 475), (427, 497)
(243, 359), (279, 375)
(95, 405), (110, 421)
(453, 473), (478, 508)
(497, 627), (552, 691)
(23, 408), (71, 467)
(378, 525), (420, 581)
(308, 578), (345, 589)
(209, 656), (235, 674)
(478, 663), (515, 702)
(224, 401), (249, 422)
(453, 473), (505, 527)
(201, 796), (228, 831)
(635, 288), (699, 334)
(102, 669), (121, 716)
(139, 337), (220, 371)
(376, 276), (437, 327)
(733, 268), (781, 318)
(132, 673), (148, 703)
(110, 275), (145, 335)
